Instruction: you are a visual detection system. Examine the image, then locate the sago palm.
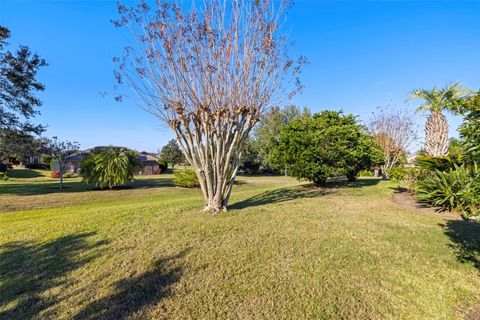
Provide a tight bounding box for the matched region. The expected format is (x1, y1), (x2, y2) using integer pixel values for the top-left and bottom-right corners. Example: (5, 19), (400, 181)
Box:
(409, 83), (471, 156)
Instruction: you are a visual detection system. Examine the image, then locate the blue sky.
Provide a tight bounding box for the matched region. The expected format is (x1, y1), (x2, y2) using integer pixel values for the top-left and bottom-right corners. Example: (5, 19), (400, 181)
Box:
(1, 0), (479, 152)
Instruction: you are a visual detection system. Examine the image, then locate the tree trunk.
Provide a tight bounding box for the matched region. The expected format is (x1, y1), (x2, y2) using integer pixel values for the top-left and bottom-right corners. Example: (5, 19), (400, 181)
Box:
(59, 171), (63, 189)
(425, 112), (449, 156)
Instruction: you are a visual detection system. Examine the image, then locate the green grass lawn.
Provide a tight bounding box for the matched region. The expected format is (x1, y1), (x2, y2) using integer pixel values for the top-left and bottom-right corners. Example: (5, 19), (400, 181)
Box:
(1, 169), (479, 319)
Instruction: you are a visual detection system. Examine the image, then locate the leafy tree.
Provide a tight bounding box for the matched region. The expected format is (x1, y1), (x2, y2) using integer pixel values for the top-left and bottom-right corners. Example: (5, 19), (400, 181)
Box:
(159, 139), (184, 168)
(0, 26), (47, 161)
(408, 83), (472, 156)
(274, 111), (383, 185)
(450, 92), (480, 160)
(253, 105), (310, 169)
(46, 137), (80, 189)
(341, 134), (384, 182)
(114, 0), (305, 213)
(80, 147), (141, 189)
(239, 137), (261, 175)
(0, 130), (49, 164)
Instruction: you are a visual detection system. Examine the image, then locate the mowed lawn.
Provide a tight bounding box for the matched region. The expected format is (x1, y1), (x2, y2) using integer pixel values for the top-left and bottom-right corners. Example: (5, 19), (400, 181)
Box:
(1, 169), (479, 319)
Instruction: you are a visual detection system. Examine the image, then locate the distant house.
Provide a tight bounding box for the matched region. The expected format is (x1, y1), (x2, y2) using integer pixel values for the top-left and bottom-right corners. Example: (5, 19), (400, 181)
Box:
(51, 148), (162, 175)
(137, 152), (162, 175)
(51, 151), (90, 173)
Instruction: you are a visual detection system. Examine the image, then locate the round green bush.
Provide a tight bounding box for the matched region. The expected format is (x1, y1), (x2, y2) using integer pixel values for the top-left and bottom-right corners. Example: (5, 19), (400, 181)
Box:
(173, 169), (200, 188)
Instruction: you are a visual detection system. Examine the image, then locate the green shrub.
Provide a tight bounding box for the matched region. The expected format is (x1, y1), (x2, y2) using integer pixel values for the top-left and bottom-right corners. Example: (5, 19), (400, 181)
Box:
(415, 155), (463, 172)
(386, 167), (406, 183)
(80, 148), (141, 189)
(415, 163), (480, 219)
(173, 169), (200, 188)
(273, 110), (383, 185)
(63, 172), (77, 178)
(358, 169), (374, 177)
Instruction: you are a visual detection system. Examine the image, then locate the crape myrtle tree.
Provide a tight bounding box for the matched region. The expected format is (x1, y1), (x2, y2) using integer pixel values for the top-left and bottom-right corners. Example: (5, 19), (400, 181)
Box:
(0, 26), (47, 161)
(47, 137), (80, 189)
(274, 110), (383, 186)
(368, 106), (416, 174)
(408, 83), (472, 156)
(113, 0), (306, 212)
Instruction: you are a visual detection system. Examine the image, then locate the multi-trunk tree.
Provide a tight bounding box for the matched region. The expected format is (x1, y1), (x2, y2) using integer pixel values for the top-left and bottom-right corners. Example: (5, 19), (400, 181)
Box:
(368, 106), (416, 174)
(114, 0), (305, 212)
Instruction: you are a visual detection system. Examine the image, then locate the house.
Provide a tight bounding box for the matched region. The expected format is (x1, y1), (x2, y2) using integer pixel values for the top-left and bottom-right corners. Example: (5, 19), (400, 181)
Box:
(51, 151), (90, 173)
(137, 152), (163, 175)
(51, 148), (162, 175)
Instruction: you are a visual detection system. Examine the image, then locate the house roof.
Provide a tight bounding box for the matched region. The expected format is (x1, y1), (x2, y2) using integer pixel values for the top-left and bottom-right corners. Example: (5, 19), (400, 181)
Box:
(138, 152), (159, 161)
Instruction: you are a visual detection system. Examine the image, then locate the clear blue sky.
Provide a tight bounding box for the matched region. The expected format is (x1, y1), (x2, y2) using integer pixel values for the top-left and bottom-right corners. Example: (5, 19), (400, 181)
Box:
(1, 0), (479, 152)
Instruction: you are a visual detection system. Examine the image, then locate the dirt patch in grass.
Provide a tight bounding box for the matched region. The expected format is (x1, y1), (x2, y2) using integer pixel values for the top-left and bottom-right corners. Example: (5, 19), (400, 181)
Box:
(459, 301), (480, 320)
(391, 189), (458, 218)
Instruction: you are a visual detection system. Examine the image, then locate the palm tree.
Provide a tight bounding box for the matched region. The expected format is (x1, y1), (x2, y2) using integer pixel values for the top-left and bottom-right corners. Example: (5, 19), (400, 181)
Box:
(409, 83), (472, 156)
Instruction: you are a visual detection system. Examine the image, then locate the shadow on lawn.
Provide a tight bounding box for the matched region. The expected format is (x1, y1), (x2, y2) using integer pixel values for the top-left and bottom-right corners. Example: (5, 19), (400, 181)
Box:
(0, 232), (107, 320)
(5, 169), (45, 179)
(323, 177), (381, 189)
(230, 178), (380, 210)
(230, 186), (329, 210)
(441, 220), (480, 271)
(0, 177), (174, 196)
(74, 250), (188, 320)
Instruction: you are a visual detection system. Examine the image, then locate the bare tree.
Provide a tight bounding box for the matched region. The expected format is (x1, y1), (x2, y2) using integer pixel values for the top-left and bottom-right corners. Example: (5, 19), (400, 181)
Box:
(113, 0), (305, 212)
(368, 106), (417, 174)
(47, 136), (80, 189)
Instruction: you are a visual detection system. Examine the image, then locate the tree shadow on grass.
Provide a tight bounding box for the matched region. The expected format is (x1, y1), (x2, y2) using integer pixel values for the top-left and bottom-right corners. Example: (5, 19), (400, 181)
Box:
(0, 232), (107, 320)
(0, 176), (174, 196)
(230, 186), (330, 210)
(6, 169), (44, 179)
(323, 177), (381, 189)
(73, 250), (188, 320)
(230, 178), (380, 210)
(440, 220), (480, 271)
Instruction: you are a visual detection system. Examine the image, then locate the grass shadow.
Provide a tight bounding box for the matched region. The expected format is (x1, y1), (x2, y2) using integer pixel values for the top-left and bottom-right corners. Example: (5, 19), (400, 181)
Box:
(73, 249), (188, 320)
(5, 169), (44, 179)
(323, 177), (381, 189)
(0, 176), (174, 196)
(0, 232), (107, 319)
(441, 220), (480, 271)
(230, 178), (380, 210)
(230, 186), (329, 210)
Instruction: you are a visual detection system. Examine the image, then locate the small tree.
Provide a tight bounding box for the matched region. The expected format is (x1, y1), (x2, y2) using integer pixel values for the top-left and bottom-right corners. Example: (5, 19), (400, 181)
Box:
(159, 139), (184, 168)
(80, 147), (141, 189)
(274, 110), (383, 185)
(113, 0), (305, 212)
(47, 137), (79, 189)
(368, 106), (417, 174)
